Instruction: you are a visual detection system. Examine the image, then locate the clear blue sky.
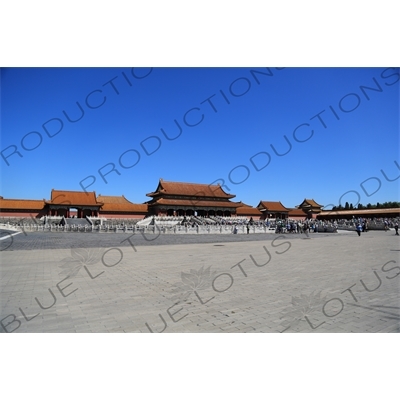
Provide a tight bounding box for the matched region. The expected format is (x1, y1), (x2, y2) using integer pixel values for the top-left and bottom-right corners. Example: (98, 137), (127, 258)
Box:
(1, 2), (399, 393)
(1, 67), (399, 209)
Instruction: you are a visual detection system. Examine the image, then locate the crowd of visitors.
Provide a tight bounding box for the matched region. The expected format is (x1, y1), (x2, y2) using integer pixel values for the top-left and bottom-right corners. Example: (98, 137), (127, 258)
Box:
(2, 215), (399, 235)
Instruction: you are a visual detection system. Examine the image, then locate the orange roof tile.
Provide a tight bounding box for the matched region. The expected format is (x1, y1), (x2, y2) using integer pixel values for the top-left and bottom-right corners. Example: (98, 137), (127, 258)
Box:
(257, 201), (289, 212)
(298, 199), (323, 208)
(288, 208), (307, 217)
(97, 195), (148, 212)
(236, 201), (262, 216)
(319, 208), (400, 216)
(46, 189), (102, 206)
(146, 179), (235, 199)
(0, 198), (45, 210)
(149, 198), (238, 208)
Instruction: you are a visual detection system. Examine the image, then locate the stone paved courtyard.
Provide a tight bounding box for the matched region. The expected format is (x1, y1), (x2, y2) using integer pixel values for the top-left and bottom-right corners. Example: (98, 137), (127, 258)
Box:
(1, 229), (399, 333)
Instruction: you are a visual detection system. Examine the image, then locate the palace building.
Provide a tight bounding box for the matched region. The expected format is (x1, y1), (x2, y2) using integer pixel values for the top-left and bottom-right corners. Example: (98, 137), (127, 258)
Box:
(145, 179), (239, 217)
(317, 208), (400, 220)
(1, 181), (398, 221)
(287, 208), (308, 220)
(96, 195), (147, 218)
(235, 201), (262, 218)
(45, 189), (103, 218)
(256, 201), (290, 220)
(0, 197), (46, 218)
(0, 190), (149, 219)
(297, 199), (323, 218)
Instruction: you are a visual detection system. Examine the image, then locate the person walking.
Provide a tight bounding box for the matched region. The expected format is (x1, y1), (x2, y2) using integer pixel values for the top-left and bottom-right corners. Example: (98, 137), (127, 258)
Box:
(356, 223), (362, 237)
(395, 222), (399, 235)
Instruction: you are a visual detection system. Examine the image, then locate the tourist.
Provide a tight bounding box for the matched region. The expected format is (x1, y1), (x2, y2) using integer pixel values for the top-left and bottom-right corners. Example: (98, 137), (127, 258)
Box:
(247, 224), (250, 234)
(356, 223), (362, 237)
(395, 222), (399, 235)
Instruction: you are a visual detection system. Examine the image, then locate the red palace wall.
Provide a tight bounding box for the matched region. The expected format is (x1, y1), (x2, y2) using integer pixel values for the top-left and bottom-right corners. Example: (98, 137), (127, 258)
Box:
(0, 210), (46, 218)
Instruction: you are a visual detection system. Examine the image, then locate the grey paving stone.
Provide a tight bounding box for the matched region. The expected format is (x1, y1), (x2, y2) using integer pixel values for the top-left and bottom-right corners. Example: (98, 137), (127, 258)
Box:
(0, 230), (399, 332)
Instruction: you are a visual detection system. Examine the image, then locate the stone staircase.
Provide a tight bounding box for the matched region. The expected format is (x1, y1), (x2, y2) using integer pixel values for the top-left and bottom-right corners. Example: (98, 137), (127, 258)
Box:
(63, 218), (91, 227)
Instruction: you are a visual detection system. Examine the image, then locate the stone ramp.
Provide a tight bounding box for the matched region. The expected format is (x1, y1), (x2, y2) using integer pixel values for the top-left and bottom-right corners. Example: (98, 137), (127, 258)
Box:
(64, 218), (91, 226)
